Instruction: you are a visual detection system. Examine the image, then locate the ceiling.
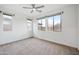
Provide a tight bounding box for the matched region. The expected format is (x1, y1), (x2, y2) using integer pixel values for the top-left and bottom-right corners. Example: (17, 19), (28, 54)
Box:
(0, 4), (69, 19)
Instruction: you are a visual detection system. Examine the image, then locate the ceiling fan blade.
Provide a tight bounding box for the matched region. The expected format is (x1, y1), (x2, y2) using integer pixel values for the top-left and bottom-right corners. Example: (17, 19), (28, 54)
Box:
(36, 9), (42, 13)
(36, 5), (44, 9)
(23, 7), (32, 9)
(30, 10), (34, 13)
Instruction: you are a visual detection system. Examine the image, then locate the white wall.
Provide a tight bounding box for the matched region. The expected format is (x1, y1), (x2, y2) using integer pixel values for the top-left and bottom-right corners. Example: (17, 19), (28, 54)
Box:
(0, 5), (78, 48)
(33, 5), (78, 48)
(77, 5), (79, 49)
(0, 12), (32, 45)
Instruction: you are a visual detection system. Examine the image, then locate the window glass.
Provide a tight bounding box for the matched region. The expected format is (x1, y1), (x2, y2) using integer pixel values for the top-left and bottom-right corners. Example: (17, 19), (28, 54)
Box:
(38, 19), (42, 30)
(3, 15), (12, 31)
(48, 17), (53, 31)
(54, 15), (61, 32)
(41, 19), (46, 31)
(38, 13), (62, 32)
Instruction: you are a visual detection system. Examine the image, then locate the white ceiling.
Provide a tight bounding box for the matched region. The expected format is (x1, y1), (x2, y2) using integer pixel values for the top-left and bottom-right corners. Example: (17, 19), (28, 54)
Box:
(0, 4), (68, 19)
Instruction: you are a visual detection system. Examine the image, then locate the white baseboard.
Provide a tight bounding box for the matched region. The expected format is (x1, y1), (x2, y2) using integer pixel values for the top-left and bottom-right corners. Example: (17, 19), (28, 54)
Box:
(34, 37), (78, 49)
(0, 36), (32, 46)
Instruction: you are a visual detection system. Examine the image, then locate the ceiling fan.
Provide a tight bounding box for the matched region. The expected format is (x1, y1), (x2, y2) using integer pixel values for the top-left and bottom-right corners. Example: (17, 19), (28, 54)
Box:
(23, 4), (44, 13)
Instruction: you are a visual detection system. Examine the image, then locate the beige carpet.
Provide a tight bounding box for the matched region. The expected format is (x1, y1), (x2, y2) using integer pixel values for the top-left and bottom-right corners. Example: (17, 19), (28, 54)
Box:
(0, 37), (79, 55)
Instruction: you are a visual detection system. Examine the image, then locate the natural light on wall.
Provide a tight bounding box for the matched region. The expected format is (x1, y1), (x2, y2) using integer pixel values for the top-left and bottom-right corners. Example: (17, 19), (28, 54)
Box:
(27, 20), (32, 31)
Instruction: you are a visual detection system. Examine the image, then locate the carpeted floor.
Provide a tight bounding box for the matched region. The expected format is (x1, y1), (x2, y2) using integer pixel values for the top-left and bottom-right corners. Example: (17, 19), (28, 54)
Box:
(0, 37), (79, 55)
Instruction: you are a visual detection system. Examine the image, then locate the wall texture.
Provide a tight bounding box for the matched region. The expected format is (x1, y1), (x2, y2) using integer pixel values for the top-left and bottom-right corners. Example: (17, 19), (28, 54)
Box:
(33, 5), (78, 48)
(0, 13), (32, 45)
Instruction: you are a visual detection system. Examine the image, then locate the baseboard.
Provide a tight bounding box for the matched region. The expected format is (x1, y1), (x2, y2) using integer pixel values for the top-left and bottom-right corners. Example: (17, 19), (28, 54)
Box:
(0, 36), (33, 46)
(34, 37), (78, 50)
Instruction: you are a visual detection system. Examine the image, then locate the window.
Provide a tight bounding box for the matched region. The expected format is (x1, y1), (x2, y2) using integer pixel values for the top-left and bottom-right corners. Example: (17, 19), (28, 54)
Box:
(38, 12), (62, 32)
(47, 15), (61, 32)
(38, 18), (46, 31)
(53, 15), (61, 32)
(38, 19), (42, 30)
(41, 19), (46, 31)
(48, 16), (53, 31)
(3, 15), (12, 31)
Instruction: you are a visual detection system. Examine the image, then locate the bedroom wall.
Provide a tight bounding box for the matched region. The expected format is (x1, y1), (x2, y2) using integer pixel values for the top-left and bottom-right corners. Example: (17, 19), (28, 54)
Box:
(0, 12), (32, 45)
(33, 5), (78, 48)
(77, 5), (79, 49)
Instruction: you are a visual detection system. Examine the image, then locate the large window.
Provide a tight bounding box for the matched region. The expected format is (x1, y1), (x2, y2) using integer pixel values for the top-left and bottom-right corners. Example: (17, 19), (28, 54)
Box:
(53, 15), (61, 32)
(38, 19), (42, 30)
(38, 13), (62, 32)
(48, 16), (53, 31)
(48, 15), (61, 32)
(3, 15), (12, 31)
(38, 18), (46, 31)
(41, 19), (46, 31)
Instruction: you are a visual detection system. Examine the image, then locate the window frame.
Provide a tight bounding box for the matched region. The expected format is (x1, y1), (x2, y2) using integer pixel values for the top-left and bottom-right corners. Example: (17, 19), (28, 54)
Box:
(38, 19), (42, 31)
(38, 18), (46, 31)
(37, 12), (63, 32)
(47, 16), (54, 31)
(53, 14), (62, 32)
